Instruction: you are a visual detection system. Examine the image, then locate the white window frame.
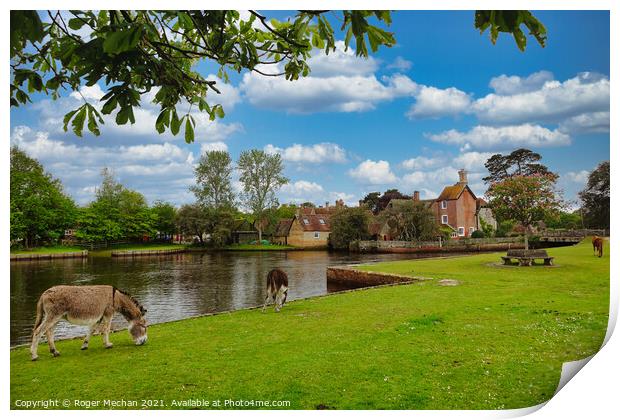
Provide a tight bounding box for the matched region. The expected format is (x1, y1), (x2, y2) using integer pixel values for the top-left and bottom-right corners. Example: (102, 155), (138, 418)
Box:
(458, 227), (465, 237)
(303, 218), (310, 225)
(314, 232), (320, 239)
(441, 200), (448, 209)
(450, 232), (458, 238)
(441, 215), (448, 224)
(469, 227), (475, 234)
(318, 218), (325, 225)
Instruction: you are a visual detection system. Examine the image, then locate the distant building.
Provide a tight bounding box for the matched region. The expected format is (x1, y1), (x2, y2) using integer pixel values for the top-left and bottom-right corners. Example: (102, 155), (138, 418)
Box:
(274, 200), (345, 248)
(383, 170), (497, 239)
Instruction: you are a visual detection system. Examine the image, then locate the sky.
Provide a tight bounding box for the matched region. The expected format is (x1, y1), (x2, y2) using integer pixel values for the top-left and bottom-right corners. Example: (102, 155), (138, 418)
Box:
(9, 10), (610, 209)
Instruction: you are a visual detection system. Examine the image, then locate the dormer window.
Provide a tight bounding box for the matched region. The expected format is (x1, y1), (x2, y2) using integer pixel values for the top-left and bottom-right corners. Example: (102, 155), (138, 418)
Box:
(441, 200), (448, 209)
(318, 218), (325, 225)
(303, 218), (310, 225)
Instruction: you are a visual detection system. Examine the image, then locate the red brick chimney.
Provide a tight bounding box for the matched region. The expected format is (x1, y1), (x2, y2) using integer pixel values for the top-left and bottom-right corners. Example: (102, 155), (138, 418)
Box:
(413, 191), (420, 201)
(458, 169), (468, 184)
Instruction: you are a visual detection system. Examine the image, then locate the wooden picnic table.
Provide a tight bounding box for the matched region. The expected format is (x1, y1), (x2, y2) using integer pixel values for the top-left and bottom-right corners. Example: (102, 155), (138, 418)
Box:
(501, 249), (554, 266)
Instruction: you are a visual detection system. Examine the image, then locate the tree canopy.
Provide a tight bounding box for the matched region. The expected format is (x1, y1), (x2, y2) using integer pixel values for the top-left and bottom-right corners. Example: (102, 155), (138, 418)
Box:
(486, 174), (563, 249)
(380, 200), (438, 241)
(191, 150), (235, 209)
(579, 161), (609, 229)
(483, 149), (558, 184)
(11, 10), (546, 142)
(10, 146), (77, 247)
(237, 149), (288, 241)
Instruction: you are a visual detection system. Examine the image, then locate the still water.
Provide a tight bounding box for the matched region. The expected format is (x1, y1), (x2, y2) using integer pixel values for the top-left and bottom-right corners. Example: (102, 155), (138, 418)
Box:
(10, 250), (440, 346)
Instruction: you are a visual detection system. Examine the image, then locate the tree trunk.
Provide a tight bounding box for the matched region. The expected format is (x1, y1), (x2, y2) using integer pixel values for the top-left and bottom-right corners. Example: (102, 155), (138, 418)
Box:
(524, 234), (529, 251)
(258, 227), (262, 243)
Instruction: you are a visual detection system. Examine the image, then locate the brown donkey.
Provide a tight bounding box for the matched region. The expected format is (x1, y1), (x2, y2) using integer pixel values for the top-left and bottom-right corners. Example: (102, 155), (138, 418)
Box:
(262, 268), (289, 312)
(592, 236), (604, 258)
(30, 285), (147, 361)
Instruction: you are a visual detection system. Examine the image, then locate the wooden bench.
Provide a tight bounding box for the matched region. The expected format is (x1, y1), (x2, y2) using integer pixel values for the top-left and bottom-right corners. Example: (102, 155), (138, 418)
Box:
(501, 250), (554, 266)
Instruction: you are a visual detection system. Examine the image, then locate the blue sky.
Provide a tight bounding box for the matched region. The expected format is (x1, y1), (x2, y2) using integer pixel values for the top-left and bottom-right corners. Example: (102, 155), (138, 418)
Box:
(10, 10), (610, 209)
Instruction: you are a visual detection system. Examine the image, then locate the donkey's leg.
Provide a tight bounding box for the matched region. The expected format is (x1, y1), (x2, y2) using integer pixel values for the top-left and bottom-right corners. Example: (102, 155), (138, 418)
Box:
(45, 319), (61, 357)
(275, 287), (287, 312)
(262, 292), (274, 312)
(81, 323), (98, 350)
(102, 316), (114, 348)
(30, 314), (48, 361)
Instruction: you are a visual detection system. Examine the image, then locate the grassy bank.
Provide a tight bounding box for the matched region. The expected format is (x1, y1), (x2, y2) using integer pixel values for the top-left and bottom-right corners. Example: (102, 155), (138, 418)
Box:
(89, 243), (187, 257)
(10, 246), (84, 254)
(10, 240), (609, 409)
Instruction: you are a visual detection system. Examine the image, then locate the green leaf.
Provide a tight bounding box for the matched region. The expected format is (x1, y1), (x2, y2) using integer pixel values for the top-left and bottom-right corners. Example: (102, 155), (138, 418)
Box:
(170, 109), (181, 135)
(155, 108), (170, 134)
(103, 26), (144, 54)
(68, 18), (86, 31)
(71, 105), (87, 137)
(184, 117), (195, 143)
(63, 109), (78, 132)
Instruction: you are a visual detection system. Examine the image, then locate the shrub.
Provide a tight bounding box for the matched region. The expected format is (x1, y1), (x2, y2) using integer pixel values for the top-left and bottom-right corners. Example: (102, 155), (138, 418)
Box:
(471, 230), (485, 238)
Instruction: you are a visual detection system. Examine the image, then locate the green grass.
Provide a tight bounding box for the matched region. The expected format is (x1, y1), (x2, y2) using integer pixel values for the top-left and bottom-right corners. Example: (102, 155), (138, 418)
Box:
(10, 246), (85, 254)
(10, 239), (609, 409)
(89, 243), (187, 257)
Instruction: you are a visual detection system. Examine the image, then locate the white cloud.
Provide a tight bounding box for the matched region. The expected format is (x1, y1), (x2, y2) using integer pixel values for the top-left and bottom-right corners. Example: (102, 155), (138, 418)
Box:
(489, 70), (555, 95)
(473, 72), (610, 125)
(11, 126), (197, 205)
(558, 111), (610, 134)
(200, 142), (228, 154)
(281, 180), (324, 196)
(565, 170), (590, 185)
(348, 160), (398, 185)
(240, 42), (417, 114)
(264, 142), (347, 164)
(387, 56), (413, 72)
(306, 41), (379, 77)
(452, 151), (496, 171)
(407, 86), (472, 119)
(427, 124), (571, 151)
(400, 156), (444, 170)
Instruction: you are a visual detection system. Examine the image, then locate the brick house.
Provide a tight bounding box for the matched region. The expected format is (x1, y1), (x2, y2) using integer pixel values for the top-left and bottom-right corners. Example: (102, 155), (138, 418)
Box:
(383, 170), (496, 239)
(272, 200), (345, 248)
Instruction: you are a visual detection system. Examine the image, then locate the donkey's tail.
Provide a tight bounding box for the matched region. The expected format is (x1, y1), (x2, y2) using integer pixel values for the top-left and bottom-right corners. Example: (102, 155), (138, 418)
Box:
(33, 297), (44, 331)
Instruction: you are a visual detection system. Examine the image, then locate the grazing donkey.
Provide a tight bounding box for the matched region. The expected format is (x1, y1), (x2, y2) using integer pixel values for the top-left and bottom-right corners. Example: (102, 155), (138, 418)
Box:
(30, 285), (147, 361)
(262, 268), (289, 313)
(592, 236), (604, 258)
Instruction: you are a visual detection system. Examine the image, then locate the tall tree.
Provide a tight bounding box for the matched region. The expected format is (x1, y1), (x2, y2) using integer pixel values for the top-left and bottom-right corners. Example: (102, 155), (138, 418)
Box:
(579, 161), (610, 229)
(483, 149), (558, 184)
(380, 201), (439, 241)
(10, 146), (77, 247)
(190, 150), (235, 209)
(151, 201), (177, 239)
(329, 207), (371, 249)
(486, 174), (563, 250)
(237, 150), (288, 242)
(361, 192), (381, 214)
(75, 169), (156, 242)
(482, 149), (558, 183)
(10, 10), (545, 141)
(176, 204), (210, 245)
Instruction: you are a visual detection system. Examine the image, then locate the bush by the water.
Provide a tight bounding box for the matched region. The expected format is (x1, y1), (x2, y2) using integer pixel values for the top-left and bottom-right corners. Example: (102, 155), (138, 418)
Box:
(470, 230), (485, 238)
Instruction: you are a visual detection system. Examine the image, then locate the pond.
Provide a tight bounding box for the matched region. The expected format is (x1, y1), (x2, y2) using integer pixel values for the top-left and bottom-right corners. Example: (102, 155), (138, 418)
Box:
(10, 250), (446, 346)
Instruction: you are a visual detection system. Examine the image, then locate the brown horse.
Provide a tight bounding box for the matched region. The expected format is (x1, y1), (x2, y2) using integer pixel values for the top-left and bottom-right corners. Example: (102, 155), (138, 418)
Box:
(262, 268), (289, 312)
(592, 236), (604, 258)
(30, 285), (147, 361)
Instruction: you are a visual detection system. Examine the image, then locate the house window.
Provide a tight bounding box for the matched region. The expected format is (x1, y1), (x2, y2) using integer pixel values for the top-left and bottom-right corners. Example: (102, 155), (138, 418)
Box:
(441, 200), (448, 209)
(318, 218), (325, 225)
(450, 232), (458, 238)
(458, 227), (465, 237)
(441, 215), (448, 224)
(303, 218), (310, 225)
(314, 232), (320, 239)
(469, 227), (475, 234)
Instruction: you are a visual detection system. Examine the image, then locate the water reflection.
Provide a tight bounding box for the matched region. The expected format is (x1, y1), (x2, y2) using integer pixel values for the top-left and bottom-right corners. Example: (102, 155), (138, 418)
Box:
(10, 250), (443, 346)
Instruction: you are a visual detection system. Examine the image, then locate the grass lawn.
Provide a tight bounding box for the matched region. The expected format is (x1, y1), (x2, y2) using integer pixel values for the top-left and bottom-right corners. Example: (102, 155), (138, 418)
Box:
(10, 239), (609, 409)
(10, 246), (85, 254)
(89, 243), (187, 257)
